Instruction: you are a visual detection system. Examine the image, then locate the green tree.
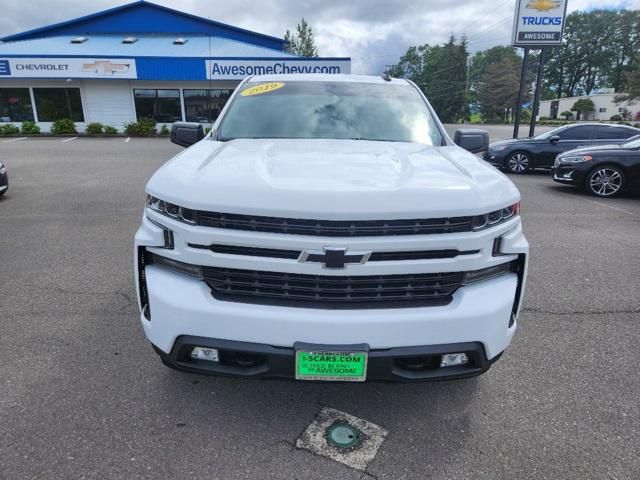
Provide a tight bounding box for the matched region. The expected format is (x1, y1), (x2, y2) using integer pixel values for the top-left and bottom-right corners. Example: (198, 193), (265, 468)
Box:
(560, 110), (573, 120)
(389, 36), (469, 123)
(606, 10), (640, 92)
(388, 44), (430, 81)
(615, 71), (640, 102)
(284, 18), (319, 57)
(544, 10), (640, 97)
(468, 46), (522, 105)
(615, 51), (640, 103)
(570, 98), (595, 120)
(477, 57), (522, 123)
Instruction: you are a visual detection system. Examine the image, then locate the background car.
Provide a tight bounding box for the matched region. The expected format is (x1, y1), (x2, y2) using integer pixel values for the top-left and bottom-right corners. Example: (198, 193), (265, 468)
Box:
(0, 161), (8, 196)
(551, 135), (640, 197)
(484, 123), (640, 174)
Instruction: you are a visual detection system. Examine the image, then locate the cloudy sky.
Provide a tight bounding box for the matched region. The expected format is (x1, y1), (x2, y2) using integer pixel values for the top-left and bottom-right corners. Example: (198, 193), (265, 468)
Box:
(1, 0), (638, 73)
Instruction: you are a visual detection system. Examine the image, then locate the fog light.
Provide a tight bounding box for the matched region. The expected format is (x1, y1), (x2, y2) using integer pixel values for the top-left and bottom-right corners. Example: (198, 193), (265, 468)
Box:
(440, 353), (469, 367)
(190, 347), (219, 362)
(563, 170), (574, 179)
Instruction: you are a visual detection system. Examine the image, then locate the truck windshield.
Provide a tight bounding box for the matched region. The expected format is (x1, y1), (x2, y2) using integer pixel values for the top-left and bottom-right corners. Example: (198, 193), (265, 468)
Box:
(217, 81), (443, 145)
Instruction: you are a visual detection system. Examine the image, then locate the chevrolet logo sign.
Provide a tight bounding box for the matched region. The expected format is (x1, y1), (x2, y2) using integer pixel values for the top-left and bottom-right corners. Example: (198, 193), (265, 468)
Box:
(299, 247), (372, 269)
(82, 60), (130, 75)
(526, 0), (561, 11)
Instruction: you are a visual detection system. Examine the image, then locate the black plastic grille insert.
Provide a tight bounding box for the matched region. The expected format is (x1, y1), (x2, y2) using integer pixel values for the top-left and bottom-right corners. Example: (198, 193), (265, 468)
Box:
(196, 211), (475, 237)
(203, 267), (464, 309)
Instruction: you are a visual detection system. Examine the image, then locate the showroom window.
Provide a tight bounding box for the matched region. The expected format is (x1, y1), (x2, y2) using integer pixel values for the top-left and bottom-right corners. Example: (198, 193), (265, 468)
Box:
(33, 88), (84, 122)
(133, 89), (181, 122)
(183, 89), (232, 123)
(0, 88), (34, 122)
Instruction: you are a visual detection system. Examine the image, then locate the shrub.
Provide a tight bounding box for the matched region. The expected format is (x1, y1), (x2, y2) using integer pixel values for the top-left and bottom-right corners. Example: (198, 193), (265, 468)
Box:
(104, 125), (118, 134)
(159, 124), (170, 136)
(21, 121), (40, 134)
(609, 114), (622, 121)
(86, 122), (104, 135)
(51, 118), (77, 134)
(520, 109), (532, 122)
(469, 113), (482, 124)
(560, 110), (573, 120)
(0, 124), (20, 135)
(204, 127), (212, 134)
(124, 118), (157, 136)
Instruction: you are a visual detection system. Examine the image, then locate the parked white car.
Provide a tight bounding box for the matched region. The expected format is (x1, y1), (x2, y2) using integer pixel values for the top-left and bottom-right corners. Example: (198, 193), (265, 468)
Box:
(135, 74), (528, 382)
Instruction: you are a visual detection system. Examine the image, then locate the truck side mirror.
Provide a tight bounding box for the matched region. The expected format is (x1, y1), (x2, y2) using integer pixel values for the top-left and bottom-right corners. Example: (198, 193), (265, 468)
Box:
(171, 122), (205, 148)
(454, 129), (489, 154)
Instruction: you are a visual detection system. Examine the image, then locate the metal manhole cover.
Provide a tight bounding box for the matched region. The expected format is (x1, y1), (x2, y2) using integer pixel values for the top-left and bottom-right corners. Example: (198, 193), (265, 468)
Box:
(325, 421), (362, 449)
(296, 407), (388, 472)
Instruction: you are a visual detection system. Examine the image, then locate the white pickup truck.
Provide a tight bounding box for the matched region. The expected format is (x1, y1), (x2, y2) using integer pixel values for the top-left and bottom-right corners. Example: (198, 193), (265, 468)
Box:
(134, 74), (528, 382)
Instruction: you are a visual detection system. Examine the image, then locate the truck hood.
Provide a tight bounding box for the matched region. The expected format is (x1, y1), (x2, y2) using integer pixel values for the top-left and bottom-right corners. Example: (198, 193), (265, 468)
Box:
(147, 139), (520, 219)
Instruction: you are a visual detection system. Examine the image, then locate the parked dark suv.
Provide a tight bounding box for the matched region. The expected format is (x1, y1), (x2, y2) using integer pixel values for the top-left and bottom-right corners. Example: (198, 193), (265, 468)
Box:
(484, 123), (640, 174)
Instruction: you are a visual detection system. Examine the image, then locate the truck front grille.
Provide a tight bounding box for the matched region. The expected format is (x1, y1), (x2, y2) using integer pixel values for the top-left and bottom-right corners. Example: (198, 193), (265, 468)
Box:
(196, 211), (474, 237)
(202, 267), (464, 309)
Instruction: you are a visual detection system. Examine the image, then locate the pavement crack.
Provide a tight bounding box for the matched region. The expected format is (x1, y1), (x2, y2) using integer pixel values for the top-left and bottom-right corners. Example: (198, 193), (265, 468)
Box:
(279, 439), (297, 451)
(523, 307), (640, 316)
(23, 283), (134, 301)
(360, 472), (379, 479)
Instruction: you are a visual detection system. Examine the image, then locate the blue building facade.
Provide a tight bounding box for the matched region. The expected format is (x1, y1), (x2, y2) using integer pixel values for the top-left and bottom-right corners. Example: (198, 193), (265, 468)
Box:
(0, 1), (350, 131)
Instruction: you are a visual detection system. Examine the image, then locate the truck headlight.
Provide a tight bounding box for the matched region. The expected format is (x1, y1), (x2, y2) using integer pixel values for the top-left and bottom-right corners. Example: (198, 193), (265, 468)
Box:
(146, 194), (197, 224)
(471, 202), (520, 231)
(558, 154), (592, 164)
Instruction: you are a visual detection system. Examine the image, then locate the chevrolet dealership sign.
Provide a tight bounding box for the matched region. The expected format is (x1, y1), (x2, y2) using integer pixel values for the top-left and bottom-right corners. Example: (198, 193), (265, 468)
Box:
(206, 59), (351, 80)
(0, 58), (138, 78)
(512, 0), (569, 47)
(0, 57), (350, 81)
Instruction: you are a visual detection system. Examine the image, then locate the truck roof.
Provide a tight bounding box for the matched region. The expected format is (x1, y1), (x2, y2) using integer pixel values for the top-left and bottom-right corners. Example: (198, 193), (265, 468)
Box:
(246, 73), (410, 85)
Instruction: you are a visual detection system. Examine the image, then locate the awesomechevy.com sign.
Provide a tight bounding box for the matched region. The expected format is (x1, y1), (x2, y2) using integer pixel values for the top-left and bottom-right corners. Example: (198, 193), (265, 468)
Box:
(206, 59), (351, 80)
(512, 0), (569, 47)
(0, 58), (137, 78)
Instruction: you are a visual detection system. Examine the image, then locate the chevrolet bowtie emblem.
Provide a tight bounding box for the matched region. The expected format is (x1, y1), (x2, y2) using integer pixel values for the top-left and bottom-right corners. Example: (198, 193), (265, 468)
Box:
(82, 60), (130, 75)
(299, 247), (372, 269)
(526, 0), (561, 11)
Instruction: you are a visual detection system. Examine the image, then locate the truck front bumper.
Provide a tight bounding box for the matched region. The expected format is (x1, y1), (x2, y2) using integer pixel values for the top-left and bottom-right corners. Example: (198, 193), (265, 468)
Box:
(139, 264), (520, 381)
(153, 336), (501, 382)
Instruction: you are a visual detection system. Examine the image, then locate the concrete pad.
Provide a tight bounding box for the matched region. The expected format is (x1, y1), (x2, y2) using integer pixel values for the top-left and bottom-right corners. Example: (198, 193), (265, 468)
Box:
(296, 407), (388, 472)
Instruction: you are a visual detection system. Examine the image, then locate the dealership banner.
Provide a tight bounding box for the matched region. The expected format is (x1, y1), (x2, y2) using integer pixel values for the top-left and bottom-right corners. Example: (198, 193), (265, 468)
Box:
(206, 59), (351, 80)
(0, 58), (137, 78)
(512, 0), (569, 47)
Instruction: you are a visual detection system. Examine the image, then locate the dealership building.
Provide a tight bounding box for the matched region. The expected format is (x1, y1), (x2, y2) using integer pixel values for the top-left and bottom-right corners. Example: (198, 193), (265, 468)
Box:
(538, 90), (640, 122)
(0, 1), (350, 132)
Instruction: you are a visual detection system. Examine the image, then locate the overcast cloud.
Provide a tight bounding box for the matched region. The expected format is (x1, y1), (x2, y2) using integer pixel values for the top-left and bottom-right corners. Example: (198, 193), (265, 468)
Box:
(0, 0), (638, 73)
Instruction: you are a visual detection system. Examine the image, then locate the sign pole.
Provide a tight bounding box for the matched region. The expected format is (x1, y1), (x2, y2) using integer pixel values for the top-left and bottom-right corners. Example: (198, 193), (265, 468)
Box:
(512, 47), (529, 139)
(529, 48), (546, 138)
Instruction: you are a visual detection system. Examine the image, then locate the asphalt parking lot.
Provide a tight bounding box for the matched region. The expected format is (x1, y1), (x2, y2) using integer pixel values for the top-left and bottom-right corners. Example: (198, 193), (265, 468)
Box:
(1, 132), (639, 479)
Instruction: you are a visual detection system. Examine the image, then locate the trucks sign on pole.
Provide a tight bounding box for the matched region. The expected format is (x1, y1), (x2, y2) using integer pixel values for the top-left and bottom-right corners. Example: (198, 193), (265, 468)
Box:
(511, 0), (569, 47)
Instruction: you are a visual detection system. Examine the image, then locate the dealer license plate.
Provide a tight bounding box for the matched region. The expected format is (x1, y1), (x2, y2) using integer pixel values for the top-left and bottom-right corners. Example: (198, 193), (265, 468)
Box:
(295, 349), (368, 382)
